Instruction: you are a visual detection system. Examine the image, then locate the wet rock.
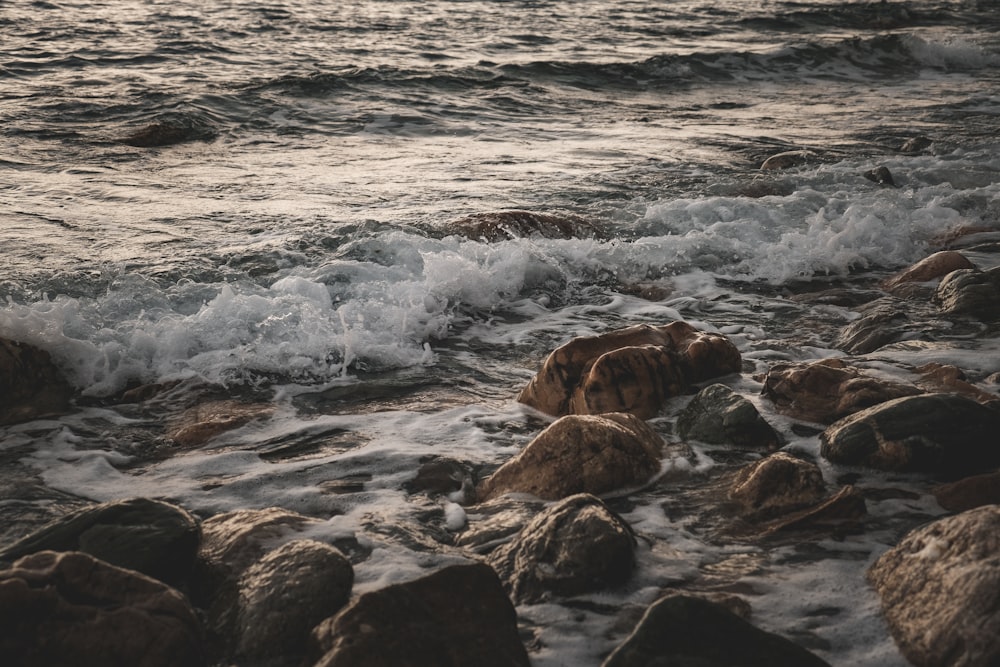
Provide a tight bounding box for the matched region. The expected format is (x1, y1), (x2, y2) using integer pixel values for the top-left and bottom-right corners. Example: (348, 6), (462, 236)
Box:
(916, 363), (1000, 406)
(934, 266), (1000, 321)
(486, 494), (635, 604)
(310, 561), (530, 667)
(602, 594), (831, 667)
(476, 412), (663, 502)
(0, 337), (73, 425)
(834, 299), (909, 354)
(759, 358), (922, 424)
(881, 251), (975, 292)
(0, 497), (200, 588)
(820, 393), (1000, 478)
(759, 150), (815, 171)
(517, 321), (741, 419)
(868, 505), (1000, 667)
(677, 383), (781, 450)
(404, 456), (477, 503)
(899, 136), (932, 153)
(0, 550), (205, 667)
(728, 452), (826, 518)
(762, 485), (867, 536)
(445, 210), (606, 241)
(167, 399), (275, 447)
(235, 539), (353, 663)
(863, 165), (897, 187)
(932, 471), (1000, 512)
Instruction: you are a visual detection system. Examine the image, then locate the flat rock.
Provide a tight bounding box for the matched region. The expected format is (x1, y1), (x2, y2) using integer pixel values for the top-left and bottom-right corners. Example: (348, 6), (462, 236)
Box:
(486, 493), (636, 603)
(311, 562), (530, 667)
(759, 358), (922, 424)
(0, 337), (73, 425)
(476, 412), (663, 502)
(602, 594), (831, 667)
(518, 321), (741, 419)
(677, 383), (780, 449)
(820, 393), (1000, 478)
(0, 550), (205, 667)
(868, 505), (1000, 667)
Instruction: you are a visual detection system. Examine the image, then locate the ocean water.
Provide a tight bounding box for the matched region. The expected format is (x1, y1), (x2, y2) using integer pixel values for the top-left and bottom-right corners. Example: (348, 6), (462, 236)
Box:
(3, 1), (1000, 664)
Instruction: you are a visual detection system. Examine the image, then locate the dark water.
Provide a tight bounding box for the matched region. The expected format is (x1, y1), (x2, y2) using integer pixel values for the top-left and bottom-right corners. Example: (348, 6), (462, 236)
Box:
(3, 1), (1000, 665)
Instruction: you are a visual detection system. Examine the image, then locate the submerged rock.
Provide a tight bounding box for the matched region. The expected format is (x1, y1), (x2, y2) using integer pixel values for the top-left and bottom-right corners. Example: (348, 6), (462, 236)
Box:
(916, 363), (1000, 406)
(868, 505), (1000, 667)
(444, 210), (606, 241)
(677, 383), (780, 450)
(759, 358), (922, 424)
(932, 471), (1000, 512)
(518, 321), (741, 419)
(167, 399), (275, 447)
(761, 485), (867, 536)
(820, 393), (1000, 478)
(863, 165), (897, 187)
(476, 412), (663, 502)
(602, 594), (831, 667)
(728, 452), (826, 518)
(0, 337), (73, 425)
(834, 299), (910, 354)
(0, 550), (205, 667)
(311, 562), (530, 667)
(0, 497), (200, 588)
(487, 493), (635, 603)
(934, 266), (1000, 321)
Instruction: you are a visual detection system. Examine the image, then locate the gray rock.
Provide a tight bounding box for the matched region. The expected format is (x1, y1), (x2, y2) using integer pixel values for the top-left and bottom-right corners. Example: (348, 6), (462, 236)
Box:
(677, 383), (780, 450)
(868, 505), (1000, 667)
(834, 299), (908, 354)
(487, 493), (635, 604)
(602, 594), (831, 667)
(311, 562), (530, 667)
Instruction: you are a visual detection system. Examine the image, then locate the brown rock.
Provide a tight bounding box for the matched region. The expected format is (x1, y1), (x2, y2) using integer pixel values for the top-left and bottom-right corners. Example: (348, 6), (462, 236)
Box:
(167, 399), (275, 447)
(759, 358), (922, 424)
(518, 322), (741, 419)
(882, 251), (975, 291)
(0, 550), (205, 667)
(934, 266), (1000, 321)
(476, 412), (663, 502)
(486, 494), (635, 603)
(916, 363), (1000, 406)
(932, 471), (1000, 512)
(868, 505), (1000, 667)
(834, 299), (909, 354)
(0, 337), (73, 425)
(311, 562), (530, 667)
(728, 452), (826, 517)
(762, 485), (867, 535)
(445, 210), (606, 241)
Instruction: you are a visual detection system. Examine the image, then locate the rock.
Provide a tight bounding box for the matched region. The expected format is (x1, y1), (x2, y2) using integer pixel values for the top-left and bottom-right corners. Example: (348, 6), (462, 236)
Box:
(517, 321), (741, 419)
(404, 456), (477, 503)
(881, 251), (975, 292)
(602, 594), (831, 667)
(759, 150), (815, 171)
(759, 358), (922, 424)
(0, 497), (200, 588)
(761, 485), (867, 535)
(899, 136), (932, 153)
(868, 505), (1000, 667)
(932, 471), (1000, 512)
(486, 494), (635, 603)
(834, 299), (909, 354)
(445, 210), (606, 242)
(0, 337), (73, 425)
(235, 539), (353, 663)
(820, 393), (1000, 478)
(677, 383), (781, 450)
(310, 562), (530, 667)
(863, 166), (897, 187)
(934, 266), (1000, 321)
(728, 452), (826, 517)
(0, 550), (205, 667)
(916, 363), (1000, 406)
(167, 399), (275, 447)
(476, 412), (663, 502)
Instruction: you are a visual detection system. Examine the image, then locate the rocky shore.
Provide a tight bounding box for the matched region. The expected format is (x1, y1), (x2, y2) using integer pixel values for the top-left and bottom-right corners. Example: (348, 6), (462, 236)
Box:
(2, 226), (1000, 667)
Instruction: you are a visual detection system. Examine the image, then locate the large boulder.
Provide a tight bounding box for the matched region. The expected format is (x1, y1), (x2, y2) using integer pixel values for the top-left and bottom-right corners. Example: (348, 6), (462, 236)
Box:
(0, 497), (200, 588)
(934, 266), (1000, 321)
(310, 562), (530, 667)
(676, 383), (780, 449)
(602, 594), (831, 667)
(820, 393), (1000, 478)
(0, 337), (73, 425)
(868, 505), (1000, 667)
(759, 358), (922, 424)
(476, 412), (663, 502)
(518, 322), (741, 419)
(487, 494), (636, 604)
(234, 539), (354, 663)
(0, 550), (205, 667)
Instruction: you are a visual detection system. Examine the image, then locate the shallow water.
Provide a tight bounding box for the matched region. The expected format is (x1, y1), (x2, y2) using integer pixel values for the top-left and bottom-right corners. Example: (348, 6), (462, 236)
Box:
(3, 1), (1000, 665)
